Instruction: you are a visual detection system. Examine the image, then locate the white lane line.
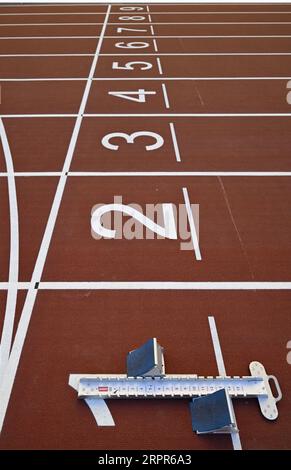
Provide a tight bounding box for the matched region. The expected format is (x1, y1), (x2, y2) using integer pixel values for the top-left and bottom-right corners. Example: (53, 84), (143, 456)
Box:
(1, 282), (291, 290)
(0, 54), (94, 57)
(4, 33), (291, 39)
(105, 34), (291, 38)
(1, 11), (291, 15)
(208, 316), (242, 450)
(1, 77), (291, 81)
(0, 12), (107, 15)
(0, 5), (112, 434)
(169, 122), (181, 162)
(0, 283), (29, 290)
(0, 22), (102, 26)
(161, 83), (170, 108)
(100, 52), (291, 56)
(0, 78), (87, 81)
(1, 21), (291, 28)
(0, 119), (19, 379)
(153, 38), (158, 52)
(2, 113), (291, 118)
(0, 114), (77, 118)
(91, 77), (291, 81)
(0, 35), (99, 39)
(17, 282), (291, 290)
(106, 22), (291, 25)
(1, 171), (291, 177)
(148, 14), (153, 23)
(182, 187), (202, 261)
(150, 25), (154, 35)
(0, 172), (62, 176)
(156, 57), (163, 75)
(84, 113), (291, 117)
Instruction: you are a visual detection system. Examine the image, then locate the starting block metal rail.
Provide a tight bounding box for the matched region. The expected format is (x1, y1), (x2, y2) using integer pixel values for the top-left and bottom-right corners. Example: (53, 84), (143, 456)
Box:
(69, 338), (282, 432)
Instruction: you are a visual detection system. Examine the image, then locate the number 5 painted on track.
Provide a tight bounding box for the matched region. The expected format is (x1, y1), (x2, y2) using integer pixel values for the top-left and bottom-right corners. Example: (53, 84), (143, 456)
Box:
(112, 61), (152, 70)
(91, 203), (177, 239)
(101, 131), (164, 151)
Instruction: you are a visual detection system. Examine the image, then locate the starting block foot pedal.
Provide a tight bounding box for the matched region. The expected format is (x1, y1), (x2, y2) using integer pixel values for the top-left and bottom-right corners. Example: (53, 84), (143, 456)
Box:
(127, 337), (165, 378)
(190, 389), (238, 434)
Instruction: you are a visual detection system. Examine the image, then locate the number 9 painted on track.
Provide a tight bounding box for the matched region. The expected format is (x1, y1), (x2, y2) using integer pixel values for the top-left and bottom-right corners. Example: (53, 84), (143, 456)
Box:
(101, 131), (164, 151)
(120, 6), (144, 11)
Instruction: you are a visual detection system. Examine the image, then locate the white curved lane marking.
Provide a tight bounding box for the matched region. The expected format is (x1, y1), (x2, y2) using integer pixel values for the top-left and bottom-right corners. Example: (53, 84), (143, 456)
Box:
(0, 118), (19, 379)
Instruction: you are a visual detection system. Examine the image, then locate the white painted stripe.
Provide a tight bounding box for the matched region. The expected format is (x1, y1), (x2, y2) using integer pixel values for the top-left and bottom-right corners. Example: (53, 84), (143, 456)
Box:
(84, 113), (291, 117)
(162, 83), (170, 109)
(182, 187), (202, 261)
(1, 77), (291, 82)
(0, 283), (28, 290)
(153, 38), (158, 52)
(0, 172), (62, 177)
(0, 22), (102, 26)
(93, 77), (291, 81)
(1, 171), (291, 177)
(0, 5), (112, 434)
(150, 25), (154, 35)
(208, 317), (227, 375)
(25, 282), (291, 290)
(0, 77), (87, 80)
(1, 11), (291, 15)
(0, 114), (78, 118)
(0, 35), (99, 39)
(0, 54), (94, 57)
(208, 316), (242, 450)
(2, 113), (291, 118)
(2, 21), (291, 26)
(148, 15), (153, 23)
(105, 35), (291, 38)
(156, 57), (163, 75)
(169, 122), (181, 162)
(109, 22), (291, 25)
(1, 282), (291, 291)
(2, 34), (291, 39)
(0, 12), (106, 16)
(0, 119), (19, 379)
(100, 52), (291, 56)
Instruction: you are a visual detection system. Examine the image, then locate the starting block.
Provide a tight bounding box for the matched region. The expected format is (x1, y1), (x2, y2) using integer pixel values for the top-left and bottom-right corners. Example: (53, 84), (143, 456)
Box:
(69, 337), (282, 433)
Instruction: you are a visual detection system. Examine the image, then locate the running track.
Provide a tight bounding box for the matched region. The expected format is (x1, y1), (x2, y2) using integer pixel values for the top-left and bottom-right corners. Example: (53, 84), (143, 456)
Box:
(0, 2), (291, 450)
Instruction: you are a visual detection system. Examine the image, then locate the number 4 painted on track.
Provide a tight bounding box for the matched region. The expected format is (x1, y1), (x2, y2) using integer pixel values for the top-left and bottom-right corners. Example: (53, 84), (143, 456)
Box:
(108, 89), (156, 103)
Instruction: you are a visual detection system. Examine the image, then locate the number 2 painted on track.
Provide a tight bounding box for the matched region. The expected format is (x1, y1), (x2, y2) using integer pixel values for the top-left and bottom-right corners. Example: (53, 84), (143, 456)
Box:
(101, 131), (164, 151)
(108, 89), (156, 103)
(91, 203), (177, 240)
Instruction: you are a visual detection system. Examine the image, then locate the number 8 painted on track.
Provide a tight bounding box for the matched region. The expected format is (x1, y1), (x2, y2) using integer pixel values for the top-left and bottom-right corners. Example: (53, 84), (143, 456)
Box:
(101, 131), (164, 151)
(119, 16), (145, 21)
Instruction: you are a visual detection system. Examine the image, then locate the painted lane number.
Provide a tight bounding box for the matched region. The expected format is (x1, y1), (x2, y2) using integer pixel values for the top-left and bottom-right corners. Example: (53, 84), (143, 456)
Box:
(101, 131), (164, 151)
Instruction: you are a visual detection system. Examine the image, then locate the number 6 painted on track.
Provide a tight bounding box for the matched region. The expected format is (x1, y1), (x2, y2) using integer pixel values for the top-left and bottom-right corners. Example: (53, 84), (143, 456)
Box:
(101, 131), (164, 151)
(115, 41), (149, 49)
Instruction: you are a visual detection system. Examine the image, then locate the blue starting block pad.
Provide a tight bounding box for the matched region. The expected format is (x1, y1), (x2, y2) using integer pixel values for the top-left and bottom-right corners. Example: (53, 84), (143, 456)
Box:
(190, 389), (238, 434)
(126, 338), (165, 378)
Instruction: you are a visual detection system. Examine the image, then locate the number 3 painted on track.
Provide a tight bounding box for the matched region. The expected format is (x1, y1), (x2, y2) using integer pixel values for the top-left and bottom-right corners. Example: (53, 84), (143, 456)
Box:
(101, 131), (164, 151)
